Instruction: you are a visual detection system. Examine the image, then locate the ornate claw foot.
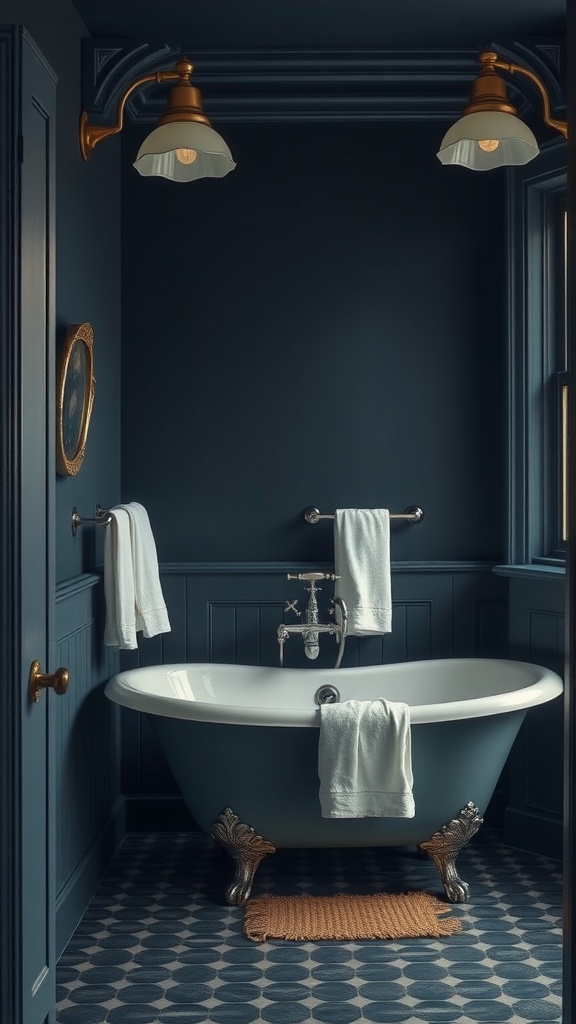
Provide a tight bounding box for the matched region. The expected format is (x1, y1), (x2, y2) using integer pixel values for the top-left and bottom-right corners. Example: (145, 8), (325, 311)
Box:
(210, 807), (276, 906)
(419, 802), (483, 903)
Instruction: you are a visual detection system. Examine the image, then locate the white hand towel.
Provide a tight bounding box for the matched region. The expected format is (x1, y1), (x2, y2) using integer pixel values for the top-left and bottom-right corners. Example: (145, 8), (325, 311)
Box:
(117, 502), (171, 640)
(103, 508), (138, 650)
(334, 508), (392, 635)
(318, 699), (415, 818)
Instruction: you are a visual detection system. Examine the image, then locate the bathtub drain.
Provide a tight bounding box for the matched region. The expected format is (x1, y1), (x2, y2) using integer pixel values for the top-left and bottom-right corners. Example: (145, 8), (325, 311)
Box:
(315, 685), (340, 706)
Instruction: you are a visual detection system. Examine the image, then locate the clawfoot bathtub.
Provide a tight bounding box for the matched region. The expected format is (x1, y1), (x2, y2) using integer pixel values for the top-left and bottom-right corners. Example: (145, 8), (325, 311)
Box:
(105, 658), (562, 905)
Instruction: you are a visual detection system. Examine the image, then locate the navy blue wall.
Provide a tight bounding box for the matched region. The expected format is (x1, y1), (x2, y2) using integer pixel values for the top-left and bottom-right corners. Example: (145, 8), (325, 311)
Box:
(504, 574), (564, 858)
(121, 120), (506, 564)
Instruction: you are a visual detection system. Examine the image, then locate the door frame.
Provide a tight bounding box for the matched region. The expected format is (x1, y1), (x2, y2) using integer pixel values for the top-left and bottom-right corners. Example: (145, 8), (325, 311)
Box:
(0, 26), (25, 1022)
(0, 24), (57, 1024)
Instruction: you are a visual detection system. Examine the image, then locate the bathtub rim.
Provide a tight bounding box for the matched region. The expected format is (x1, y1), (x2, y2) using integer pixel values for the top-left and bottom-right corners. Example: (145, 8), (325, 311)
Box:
(104, 657), (563, 728)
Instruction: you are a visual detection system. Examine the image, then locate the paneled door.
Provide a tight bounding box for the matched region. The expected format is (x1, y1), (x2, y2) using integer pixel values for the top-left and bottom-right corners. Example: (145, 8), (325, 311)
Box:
(0, 26), (58, 1024)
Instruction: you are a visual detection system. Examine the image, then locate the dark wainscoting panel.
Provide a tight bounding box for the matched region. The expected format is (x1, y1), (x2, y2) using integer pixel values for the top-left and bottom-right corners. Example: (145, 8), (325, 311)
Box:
(54, 574), (122, 956)
(504, 575), (565, 859)
(119, 562), (508, 830)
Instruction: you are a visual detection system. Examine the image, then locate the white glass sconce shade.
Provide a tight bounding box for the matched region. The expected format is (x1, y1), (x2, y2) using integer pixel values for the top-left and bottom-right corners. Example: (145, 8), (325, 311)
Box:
(134, 121), (236, 181)
(437, 110), (540, 170)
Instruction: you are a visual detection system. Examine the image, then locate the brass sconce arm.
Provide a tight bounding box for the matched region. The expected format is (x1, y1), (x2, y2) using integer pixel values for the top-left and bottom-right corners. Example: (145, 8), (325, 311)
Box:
(487, 52), (568, 140)
(80, 62), (190, 160)
(78, 56), (234, 181)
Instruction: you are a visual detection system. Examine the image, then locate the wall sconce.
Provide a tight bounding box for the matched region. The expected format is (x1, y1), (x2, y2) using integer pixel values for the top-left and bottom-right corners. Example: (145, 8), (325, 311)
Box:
(79, 56), (235, 182)
(437, 50), (567, 170)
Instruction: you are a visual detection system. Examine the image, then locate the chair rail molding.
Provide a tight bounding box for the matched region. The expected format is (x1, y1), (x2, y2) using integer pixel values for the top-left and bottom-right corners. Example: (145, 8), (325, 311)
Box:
(156, 560), (503, 575)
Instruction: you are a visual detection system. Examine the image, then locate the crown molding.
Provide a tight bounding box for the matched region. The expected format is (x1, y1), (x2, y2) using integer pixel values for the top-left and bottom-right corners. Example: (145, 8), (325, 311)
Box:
(80, 38), (564, 125)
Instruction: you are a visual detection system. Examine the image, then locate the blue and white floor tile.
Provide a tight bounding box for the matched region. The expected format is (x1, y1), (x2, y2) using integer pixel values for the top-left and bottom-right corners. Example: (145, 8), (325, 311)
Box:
(56, 830), (562, 1023)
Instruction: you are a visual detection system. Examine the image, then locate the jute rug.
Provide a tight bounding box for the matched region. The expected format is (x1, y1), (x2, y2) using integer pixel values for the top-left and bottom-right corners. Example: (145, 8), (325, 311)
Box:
(244, 891), (462, 943)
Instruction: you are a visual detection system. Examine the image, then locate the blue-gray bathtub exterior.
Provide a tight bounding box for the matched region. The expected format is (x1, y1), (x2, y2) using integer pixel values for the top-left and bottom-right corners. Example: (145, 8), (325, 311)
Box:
(151, 709), (527, 849)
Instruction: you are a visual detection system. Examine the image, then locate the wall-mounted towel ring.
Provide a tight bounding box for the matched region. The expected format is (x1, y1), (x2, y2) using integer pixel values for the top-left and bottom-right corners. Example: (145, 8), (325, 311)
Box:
(304, 505), (424, 524)
(71, 504), (112, 537)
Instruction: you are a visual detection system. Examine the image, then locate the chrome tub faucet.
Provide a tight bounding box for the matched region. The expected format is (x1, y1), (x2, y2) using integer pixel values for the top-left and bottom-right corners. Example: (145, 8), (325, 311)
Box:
(277, 573), (347, 669)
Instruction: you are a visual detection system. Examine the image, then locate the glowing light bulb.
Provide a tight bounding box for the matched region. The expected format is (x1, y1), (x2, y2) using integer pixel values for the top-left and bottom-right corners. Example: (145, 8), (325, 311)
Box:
(478, 139), (500, 153)
(175, 148), (197, 165)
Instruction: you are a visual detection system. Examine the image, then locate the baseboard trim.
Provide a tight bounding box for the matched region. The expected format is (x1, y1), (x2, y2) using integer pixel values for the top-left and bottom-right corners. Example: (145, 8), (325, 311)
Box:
(55, 797), (126, 958)
(124, 795), (201, 832)
(502, 806), (563, 861)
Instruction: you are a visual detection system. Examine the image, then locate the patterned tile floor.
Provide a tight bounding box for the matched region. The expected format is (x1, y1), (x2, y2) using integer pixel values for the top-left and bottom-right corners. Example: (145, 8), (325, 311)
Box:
(56, 830), (563, 1023)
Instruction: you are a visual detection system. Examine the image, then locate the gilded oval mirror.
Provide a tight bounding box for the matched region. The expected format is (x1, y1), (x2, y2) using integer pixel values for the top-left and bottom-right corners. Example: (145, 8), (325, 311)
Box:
(56, 322), (95, 476)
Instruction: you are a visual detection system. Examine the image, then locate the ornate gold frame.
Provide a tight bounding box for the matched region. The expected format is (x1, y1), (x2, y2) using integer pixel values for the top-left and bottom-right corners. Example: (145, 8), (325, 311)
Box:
(56, 322), (95, 476)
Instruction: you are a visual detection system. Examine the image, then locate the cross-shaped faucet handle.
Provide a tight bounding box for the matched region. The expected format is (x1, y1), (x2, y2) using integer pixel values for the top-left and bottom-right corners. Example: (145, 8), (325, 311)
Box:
(284, 599), (301, 617)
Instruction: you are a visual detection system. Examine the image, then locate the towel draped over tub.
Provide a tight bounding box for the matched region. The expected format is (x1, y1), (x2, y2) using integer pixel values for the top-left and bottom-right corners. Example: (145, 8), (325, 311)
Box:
(318, 698), (415, 818)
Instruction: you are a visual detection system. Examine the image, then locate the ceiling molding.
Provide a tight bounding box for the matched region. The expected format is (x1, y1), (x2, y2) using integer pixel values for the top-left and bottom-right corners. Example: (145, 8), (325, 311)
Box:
(81, 38), (565, 125)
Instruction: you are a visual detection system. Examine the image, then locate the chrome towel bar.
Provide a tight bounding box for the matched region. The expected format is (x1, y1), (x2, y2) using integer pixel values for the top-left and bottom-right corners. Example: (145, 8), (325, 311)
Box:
(304, 505), (424, 524)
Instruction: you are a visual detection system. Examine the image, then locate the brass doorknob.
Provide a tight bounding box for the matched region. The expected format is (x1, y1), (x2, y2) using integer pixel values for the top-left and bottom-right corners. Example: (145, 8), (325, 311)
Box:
(29, 660), (69, 703)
